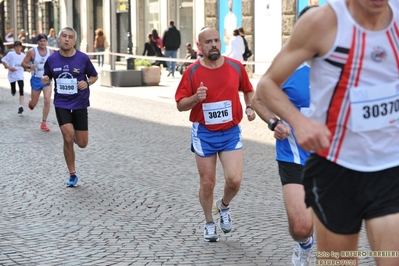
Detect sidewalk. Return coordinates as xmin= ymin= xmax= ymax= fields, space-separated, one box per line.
xmin=91 ymin=62 xmax=260 ymax=106
xmin=94 ymin=64 xmax=183 ymax=105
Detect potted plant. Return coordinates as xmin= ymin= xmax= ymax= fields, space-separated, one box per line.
xmin=134 ymin=58 xmax=152 ymax=70
xmin=134 ymin=58 xmax=161 ymax=86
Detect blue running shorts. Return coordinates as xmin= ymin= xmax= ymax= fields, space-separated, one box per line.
xmin=30 ymin=76 xmax=48 ymax=91
xmin=191 ymin=122 xmax=242 ymax=157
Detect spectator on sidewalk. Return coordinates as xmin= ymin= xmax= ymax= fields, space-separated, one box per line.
xmin=195 ymin=40 xmax=203 ymax=59
xmin=94 ymin=28 xmax=106 ymax=67
xmin=151 ymin=29 xmax=163 ymax=52
xmin=47 ymin=28 xmax=58 ymax=48
xmin=30 ymin=30 xmax=38 ymax=45
xmin=176 ymin=43 xmax=197 ymax=75
xmin=195 ymin=27 xmax=206 ymax=59
xmin=0 ymin=35 xmax=5 ymax=58
xmin=18 ymin=29 xmax=27 ymax=44
xmin=18 ymin=29 xmax=27 ymax=52
xmin=186 ymin=43 xmax=197 ymax=60
xmin=142 ymin=33 xmax=157 ymax=57
xmin=162 ymin=20 xmax=181 ymax=77
xmin=5 ymin=28 xmax=14 ymax=51
xmin=225 ymin=29 xmax=245 ymax=62
xmin=238 ymin=27 xmax=252 ymax=62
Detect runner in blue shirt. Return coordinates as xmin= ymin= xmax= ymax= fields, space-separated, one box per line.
xmin=252 ymin=6 xmax=318 ymax=266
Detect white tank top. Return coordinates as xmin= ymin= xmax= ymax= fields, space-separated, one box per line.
xmin=31 ymin=47 xmax=51 ymax=78
xmin=309 ymin=0 xmax=399 ymax=172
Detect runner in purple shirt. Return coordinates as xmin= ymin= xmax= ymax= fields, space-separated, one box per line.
xmin=42 ymin=26 xmax=98 ymax=187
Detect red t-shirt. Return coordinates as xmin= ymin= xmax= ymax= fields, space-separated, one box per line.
xmin=175 ymin=57 xmax=253 ymax=131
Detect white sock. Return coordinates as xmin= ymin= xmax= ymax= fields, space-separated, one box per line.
xmin=299 ymin=236 xmax=313 ymax=248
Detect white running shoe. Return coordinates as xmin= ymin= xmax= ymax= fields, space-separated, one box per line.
xmin=292 ymin=237 xmax=314 ymax=266
xmin=204 ymin=222 xmax=219 ymax=242
xmin=214 ymin=198 xmax=232 ymax=233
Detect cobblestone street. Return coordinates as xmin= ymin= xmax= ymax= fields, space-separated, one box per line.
xmin=0 ymin=68 xmax=373 ymax=265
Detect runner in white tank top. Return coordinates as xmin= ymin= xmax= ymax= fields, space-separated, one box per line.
xmin=31 ymin=46 xmax=51 ymax=78
xmin=22 ymin=33 xmax=54 ymax=131
xmin=254 ymin=0 xmax=399 ymax=264
xmin=310 ymin=0 xmax=399 ymax=172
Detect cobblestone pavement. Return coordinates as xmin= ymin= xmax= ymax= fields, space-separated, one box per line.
xmin=0 ymin=67 xmax=374 ymax=265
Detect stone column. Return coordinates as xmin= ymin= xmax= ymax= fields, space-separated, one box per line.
xmin=282 ymin=0 xmax=296 ymax=45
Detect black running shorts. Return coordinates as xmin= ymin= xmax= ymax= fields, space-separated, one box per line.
xmin=278 ymin=161 xmax=304 ymax=186
xmin=303 ymin=154 xmax=399 ymax=234
xmin=55 ymin=107 xmax=88 ymax=131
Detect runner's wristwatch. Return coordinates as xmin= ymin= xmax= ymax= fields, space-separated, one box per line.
xmin=268 ymin=118 xmax=280 ymax=131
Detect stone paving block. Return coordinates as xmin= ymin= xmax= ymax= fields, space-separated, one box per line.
xmin=0 ymin=69 xmax=376 ymax=265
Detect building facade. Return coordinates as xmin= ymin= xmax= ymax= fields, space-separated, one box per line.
xmin=0 ymin=0 xmax=298 ymax=74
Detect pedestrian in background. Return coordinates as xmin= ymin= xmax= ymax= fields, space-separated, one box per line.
xmin=175 ymin=28 xmax=256 ymax=242
xmin=5 ymin=28 xmax=14 ymax=43
xmin=0 ymin=35 xmax=4 ymax=58
xmin=22 ymin=33 xmax=54 ymax=132
xmin=47 ymin=28 xmax=58 ymax=48
xmin=94 ymin=28 xmax=106 ymax=67
xmin=162 ymin=20 xmax=181 ymax=77
xmin=1 ymin=41 xmax=26 ymax=114
xmin=195 ymin=27 xmax=206 ymax=59
xmin=151 ymin=29 xmax=163 ymax=52
xmin=195 ymin=40 xmax=203 ymax=59
xmin=176 ymin=43 xmax=197 ymax=75
xmin=30 ymin=30 xmax=38 ymax=45
xmin=142 ymin=33 xmax=156 ymax=57
xmin=5 ymin=28 xmax=14 ymax=51
xmin=18 ymin=29 xmax=27 ymax=53
xmin=148 ymin=31 xmax=167 ymax=68
xmin=185 ymin=43 xmax=197 ymax=60
xmin=42 ymin=27 xmax=98 ymax=187
xmin=238 ymin=27 xmax=252 ymax=61
xmin=18 ymin=29 xmax=27 ymax=44
xmin=225 ymin=29 xmax=244 ymax=62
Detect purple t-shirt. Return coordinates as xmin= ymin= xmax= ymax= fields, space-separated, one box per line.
xmin=44 ymin=50 xmax=98 ymax=109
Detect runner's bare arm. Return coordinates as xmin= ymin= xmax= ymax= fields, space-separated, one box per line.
xmin=21 ymin=49 xmax=34 ymax=69
xmin=243 ymin=91 xmax=256 ymax=121
xmin=177 ymin=82 xmax=208 ymax=112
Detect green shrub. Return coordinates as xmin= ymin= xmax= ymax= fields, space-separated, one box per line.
xmin=135 ymin=58 xmax=152 ymax=67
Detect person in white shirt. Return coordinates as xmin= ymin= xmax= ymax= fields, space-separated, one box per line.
xmin=1 ymin=41 xmax=26 ymax=114
xmin=5 ymin=28 xmax=14 ymax=51
xmin=225 ymin=29 xmax=245 ymax=62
